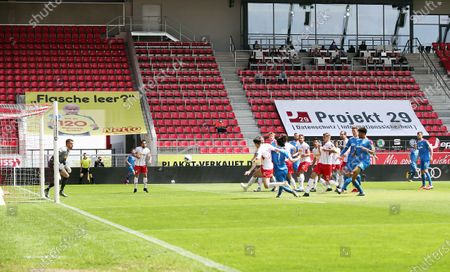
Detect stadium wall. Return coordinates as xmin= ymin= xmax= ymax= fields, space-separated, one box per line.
xmin=0 ymin=2 xmax=125 ymax=25
xmin=413 ymin=0 xmax=450 ymax=15
xmin=131 ymin=0 xmax=242 ymax=51
xmin=67 ymin=165 xmax=450 ymax=184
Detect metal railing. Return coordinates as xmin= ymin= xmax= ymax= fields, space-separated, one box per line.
xmin=247 ymin=33 xmax=409 ymax=51
xmin=403 ymin=38 xmax=450 ymax=101
xmin=106 ymin=16 xmax=200 ymax=42
xmin=124 ymin=31 xmax=158 ymax=166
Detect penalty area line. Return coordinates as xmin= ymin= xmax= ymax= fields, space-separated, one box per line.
xmin=58 ymin=202 xmax=240 ymax=272
xmin=16 ymin=187 xmax=239 ymax=272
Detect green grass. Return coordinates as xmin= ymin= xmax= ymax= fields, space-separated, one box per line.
xmin=1 ymin=182 xmax=450 ymax=272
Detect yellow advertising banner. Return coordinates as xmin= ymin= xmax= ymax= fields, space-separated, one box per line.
xmin=158 ymin=154 xmax=254 ymax=167
xmin=25 ymin=92 xmax=147 ymax=136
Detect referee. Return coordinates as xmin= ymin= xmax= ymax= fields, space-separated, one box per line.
xmin=44 ymin=139 xmax=74 ymax=198
xmin=79 ymin=153 xmax=91 ymax=184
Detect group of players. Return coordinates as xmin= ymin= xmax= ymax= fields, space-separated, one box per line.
xmin=42 ymin=128 xmax=434 ymax=199
xmin=240 ymin=126 xmax=434 ymax=198
xmin=44 ymin=139 xmax=152 ymax=198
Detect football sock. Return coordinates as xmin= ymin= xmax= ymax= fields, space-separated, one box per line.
xmin=134 ymin=177 xmax=138 ymax=189
xmin=313 ymin=176 xmax=319 ymax=189
xmin=143 ymin=178 xmax=148 ymax=189
xmin=342 ymin=176 xmax=352 ymax=191
xmin=305 ymin=178 xmax=315 ymax=193
xmin=352 ymin=179 xmax=364 ymax=194
xmin=248 ymin=176 xmax=256 ymax=186
xmin=277 ymin=185 xmax=295 ymax=197
xmin=298 ymin=173 xmax=305 ymax=188
xmin=60 ymin=177 xmax=68 ymax=191
xmin=257 ymin=178 xmax=262 ymax=188
xmin=421 ymin=174 xmax=426 ymax=187
xmin=426 ymin=172 xmax=432 ymax=186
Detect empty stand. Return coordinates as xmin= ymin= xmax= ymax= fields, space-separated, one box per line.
xmin=135 ymin=41 xmax=248 ymax=154
xmin=240 ymin=69 xmax=449 ymax=137
xmin=0 ymin=25 xmax=134 ymax=105
xmin=433 ymin=42 xmax=450 ymax=74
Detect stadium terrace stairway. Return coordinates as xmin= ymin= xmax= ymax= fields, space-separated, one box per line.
xmin=135 ymin=42 xmax=249 ymax=154
xmin=215 ymin=51 xmax=260 ymax=146
xmin=409 ymin=51 xmax=450 ymax=131
xmin=239 ymin=68 xmax=450 ymax=137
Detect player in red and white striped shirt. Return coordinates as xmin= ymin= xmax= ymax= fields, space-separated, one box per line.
xmin=303 ymin=133 xmax=337 ymax=197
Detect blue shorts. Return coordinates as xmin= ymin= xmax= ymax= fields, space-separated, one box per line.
xmin=292 ymin=161 xmax=300 ymax=172
xmin=127 ymin=166 xmax=135 ymax=173
xmin=419 ymin=160 xmax=430 ymax=171
xmin=274 ymin=169 xmax=288 ymax=183
xmin=346 ymin=159 xmax=369 ymax=172
xmin=355 ymin=160 xmax=370 ymax=171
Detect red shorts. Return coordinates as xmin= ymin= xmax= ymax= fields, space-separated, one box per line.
xmin=260 ymin=168 xmax=274 ymax=178
xmin=313 ymin=163 xmax=332 ymax=181
xmin=286 ymin=160 xmax=294 ymax=175
xmin=134 ymin=165 xmax=148 ymax=175
xmin=341 ymin=161 xmax=347 ymax=169
xmin=299 ymin=161 xmax=311 ymax=173
xmin=333 ymin=164 xmax=341 ymax=171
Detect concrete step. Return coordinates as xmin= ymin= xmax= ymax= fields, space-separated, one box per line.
xmin=436 ymin=111 xmax=450 ymax=117
xmin=433 ymin=103 xmax=450 ymax=110
xmin=231 ymin=104 xmax=251 ymax=111
xmin=412 ymin=67 xmax=430 ymax=74
xmin=233 ymin=109 xmax=253 ymax=116
xmin=223 ymin=82 xmax=243 ymax=89
xmin=221 ymin=74 xmax=240 ymax=81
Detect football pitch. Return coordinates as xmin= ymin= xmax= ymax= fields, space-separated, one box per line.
xmin=1 ymin=182 xmax=450 ymax=272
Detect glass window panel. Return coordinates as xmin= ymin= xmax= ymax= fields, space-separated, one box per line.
xmin=274 ymin=4 xmax=290 ymax=35
xmin=384 ymin=5 xmax=410 ymax=35
xmin=440 ymin=15 xmax=450 ymax=25
xmin=358 ymin=5 xmax=383 ymax=35
xmin=290 ymin=5 xmax=316 ymax=48
xmin=248 ymin=3 xmax=273 ymax=35
xmin=414 ymin=25 xmax=439 ymax=46
xmin=412 ymin=15 xmax=439 ymax=24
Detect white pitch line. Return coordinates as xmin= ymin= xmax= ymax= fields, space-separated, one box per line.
xmin=0 ymin=188 xmax=5 ymax=206
xmin=59 ymin=202 xmax=240 ymax=272
xmin=16 ymin=186 xmax=239 ymax=272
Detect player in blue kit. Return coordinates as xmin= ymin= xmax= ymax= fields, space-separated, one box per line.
xmin=339 ymin=126 xmax=362 ymax=192
xmin=406 ymin=142 xmax=419 ymax=182
xmin=416 ymin=132 xmax=434 ymax=190
xmin=272 ymin=136 xmax=300 ymax=198
xmin=124 ymin=149 xmax=137 ymax=184
xmin=338 ymin=127 xmax=375 ymax=196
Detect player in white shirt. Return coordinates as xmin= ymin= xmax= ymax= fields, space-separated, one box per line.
xmin=248 ymin=136 xmax=266 ymax=192
xmin=283 ymin=136 xmax=298 ymax=189
xmin=241 ymin=137 xmax=285 ymax=191
xmin=134 ymin=140 xmax=151 ymax=193
xmin=329 ymin=140 xmax=342 ymax=191
xmin=303 ymin=133 xmax=336 ymax=197
xmin=308 ymin=139 xmax=321 ymax=192
xmin=294 ymin=134 xmax=311 ymax=192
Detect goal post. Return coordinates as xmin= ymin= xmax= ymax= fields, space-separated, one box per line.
xmin=0 ymin=103 xmax=55 ymax=204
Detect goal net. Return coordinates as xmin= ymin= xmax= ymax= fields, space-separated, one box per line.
xmin=0 ymin=104 xmax=52 ymax=204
